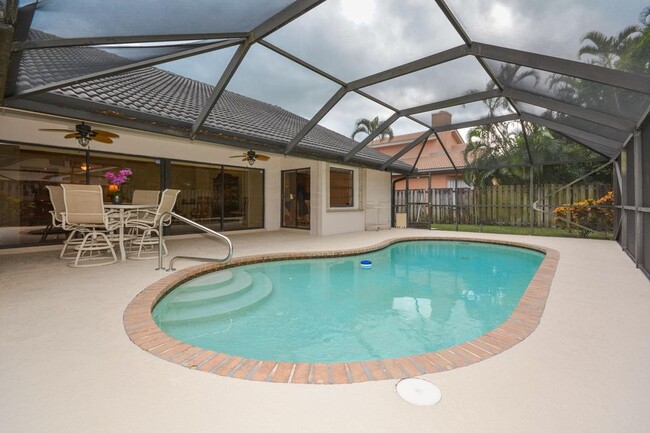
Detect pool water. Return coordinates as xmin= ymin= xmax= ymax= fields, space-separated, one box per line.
xmin=153 ymin=240 xmax=544 ymax=363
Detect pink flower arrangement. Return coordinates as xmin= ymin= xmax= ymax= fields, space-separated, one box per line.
xmin=105 ymin=168 xmax=132 ymax=185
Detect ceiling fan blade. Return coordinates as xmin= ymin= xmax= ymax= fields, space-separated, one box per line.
xmin=242 ymin=157 xmax=248 ymax=161
xmin=230 ymin=154 xmax=245 ymax=158
xmin=255 ymin=154 xmax=270 ymax=161
xmin=64 ymin=133 xmax=80 ymax=139
xmin=39 ymin=128 xmax=74 ymax=132
xmin=91 ymin=135 xmax=113 ymax=144
xmin=93 ymin=129 xmax=120 ymax=138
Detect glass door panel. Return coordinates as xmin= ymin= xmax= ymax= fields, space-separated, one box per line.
xmin=282 ymin=168 xmax=310 ymax=229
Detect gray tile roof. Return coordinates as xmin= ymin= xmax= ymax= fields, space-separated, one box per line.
xmin=14 ymin=30 xmax=412 ymax=172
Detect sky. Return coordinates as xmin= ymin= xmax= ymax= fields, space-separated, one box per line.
xmin=24 ymin=0 xmax=649 ymax=142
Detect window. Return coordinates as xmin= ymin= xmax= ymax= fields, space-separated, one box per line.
xmin=329 ymin=167 xmax=353 ymax=208
xmin=447 ymin=178 xmax=470 ymax=189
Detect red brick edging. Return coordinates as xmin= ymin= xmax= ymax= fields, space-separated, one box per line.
xmin=123 ymin=237 xmax=559 ymax=384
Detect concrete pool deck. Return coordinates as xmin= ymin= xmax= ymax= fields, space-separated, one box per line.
xmin=1 ymin=229 xmax=649 ymax=432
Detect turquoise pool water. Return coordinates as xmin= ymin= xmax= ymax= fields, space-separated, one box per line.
xmin=153 ymin=240 xmax=544 ymax=363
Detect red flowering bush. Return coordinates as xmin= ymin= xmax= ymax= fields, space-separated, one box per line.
xmin=554 ymin=191 xmax=614 ymax=237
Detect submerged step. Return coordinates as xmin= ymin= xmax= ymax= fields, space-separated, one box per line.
xmin=177 ymin=269 xmax=235 ymax=291
xmin=169 ymin=271 xmax=252 ymax=304
xmin=159 ymin=272 xmax=273 ymax=324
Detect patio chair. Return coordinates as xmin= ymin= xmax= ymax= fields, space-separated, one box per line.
xmin=132 ymin=189 xmax=160 ymax=205
xmin=61 ymin=184 xmax=120 ymax=267
xmin=125 ymin=189 xmax=180 ymax=259
xmin=45 ymin=185 xmax=83 ymax=259
xmin=125 ymin=189 xmax=162 ymax=243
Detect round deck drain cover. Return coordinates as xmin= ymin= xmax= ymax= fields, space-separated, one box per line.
xmin=396 ymin=378 xmax=442 ymax=406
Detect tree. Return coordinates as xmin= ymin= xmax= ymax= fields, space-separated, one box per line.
xmin=462 ymin=16 xmax=645 ymax=187
xmin=548 ymin=18 xmax=645 ymax=117
xmin=463 ymin=116 xmax=610 ymax=186
xmin=350 ymin=116 xmax=394 ymax=141
xmin=618 ymin=7 xmax=650 ymax=74
xmin=578 ymin=25 xmax=641 ymax=68
xmin=462 ymin=65 xmax=539 ymax=186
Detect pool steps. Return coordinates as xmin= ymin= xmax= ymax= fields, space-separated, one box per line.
xmin=171 ymin=271 xmax=253 ymax=303
xmin=177 ymin=269 xmax=235 ymax=290
xmin=159 ymin=271 xmax=272 ymax=322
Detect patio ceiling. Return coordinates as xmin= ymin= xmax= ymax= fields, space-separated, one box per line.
xmin=1 ymin=0 xmax=649 ymax=174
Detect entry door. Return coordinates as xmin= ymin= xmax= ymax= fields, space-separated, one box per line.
xmin=282 ymin=169 xmax=310 ymax=229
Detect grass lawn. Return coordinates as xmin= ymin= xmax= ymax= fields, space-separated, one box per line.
xmin=430 ymin=223 xmax=613 ymax=240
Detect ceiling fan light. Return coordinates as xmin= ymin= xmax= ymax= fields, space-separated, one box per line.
xmin=247 ymin=158 xmax=255 ymax=166
xmin=77 ymin=136 xmax=90 ymax=147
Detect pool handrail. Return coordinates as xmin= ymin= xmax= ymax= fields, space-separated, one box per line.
xmin=157 ymin=211 xmax=233 ymax=271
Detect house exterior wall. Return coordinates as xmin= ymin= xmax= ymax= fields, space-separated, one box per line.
xmin=313 ymin=162 xmax=391 ymax=235
xmin=0 ymin=110 xmax=391 ymax=241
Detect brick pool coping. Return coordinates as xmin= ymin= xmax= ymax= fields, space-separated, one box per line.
xmin=123 ymin=237 xmax=559 ymax=384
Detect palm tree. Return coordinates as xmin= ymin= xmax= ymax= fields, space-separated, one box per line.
xmin=618 ymin=8 xmax=650 ymax=74
xmin=462 ymin=64 xmax=540 ymax=186
xmin=350 ymin=116 xmax=394 ymax=141
xmin=552 ymin=23 xmax=644 ymax=117
xmin=578 ymin=25 xmax=641 ymax=68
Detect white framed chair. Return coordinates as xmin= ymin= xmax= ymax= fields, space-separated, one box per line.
xmin=61 ymin=184 xmax=120 ymax=267
xmin=124 ymin=189 xmax=162 ymax=247
xmin=132 ymin=189 xmax=160 ymax=205
xmin=125 ymin=189 xmax=180 ymax=259
xmin=45 ymin=185 xmax=84 ymax=259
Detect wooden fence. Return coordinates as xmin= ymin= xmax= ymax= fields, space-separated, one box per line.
xmin=394 ymin=183 xmax=612 ymax=227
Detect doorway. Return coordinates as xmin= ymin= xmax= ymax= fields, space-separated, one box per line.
xmin=282 ymin=168 xmax=310 ymax=229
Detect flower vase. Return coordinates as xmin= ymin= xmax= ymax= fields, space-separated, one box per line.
xmin=110 ymin=188 xmax=123 ymax=204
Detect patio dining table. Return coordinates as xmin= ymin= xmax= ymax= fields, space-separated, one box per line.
xmin=104 ymin=203 xmax=157 ymax=260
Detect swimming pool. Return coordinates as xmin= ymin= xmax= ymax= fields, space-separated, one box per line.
xmin=152 ymin=240 xmax=544 ymax=364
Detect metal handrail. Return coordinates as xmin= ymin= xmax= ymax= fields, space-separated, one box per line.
xmin=157 ymin=211 xmax=233 ymax=271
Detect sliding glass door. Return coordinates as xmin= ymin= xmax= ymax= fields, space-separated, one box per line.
xmin=169 ymin=161 xmax=264 ymax=233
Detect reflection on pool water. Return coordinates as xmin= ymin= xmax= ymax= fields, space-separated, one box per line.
xmin=153 ymin=240 xmax=544 ymax=363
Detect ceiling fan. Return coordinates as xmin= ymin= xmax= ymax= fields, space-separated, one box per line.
xmin=40 ymin=121 xmax=120 ymax=146
xmin=39 ymin=122 xmax=120 ymax=184
xmin=230 ymin=149 xmax=270 ymax=166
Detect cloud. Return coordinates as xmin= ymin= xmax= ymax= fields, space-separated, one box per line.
xmin=24 ymin=0 xmax=647 ymax=141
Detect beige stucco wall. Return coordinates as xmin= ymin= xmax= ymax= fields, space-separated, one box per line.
xmin=0 ymin=109 xmax=392 ymax=237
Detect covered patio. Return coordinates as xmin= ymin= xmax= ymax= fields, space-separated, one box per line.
xmin=1 ymin=229 xmax=649 ymax=432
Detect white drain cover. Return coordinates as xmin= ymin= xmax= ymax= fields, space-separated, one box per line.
xmin=396 ymin=378 xmax=442 ymax=406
